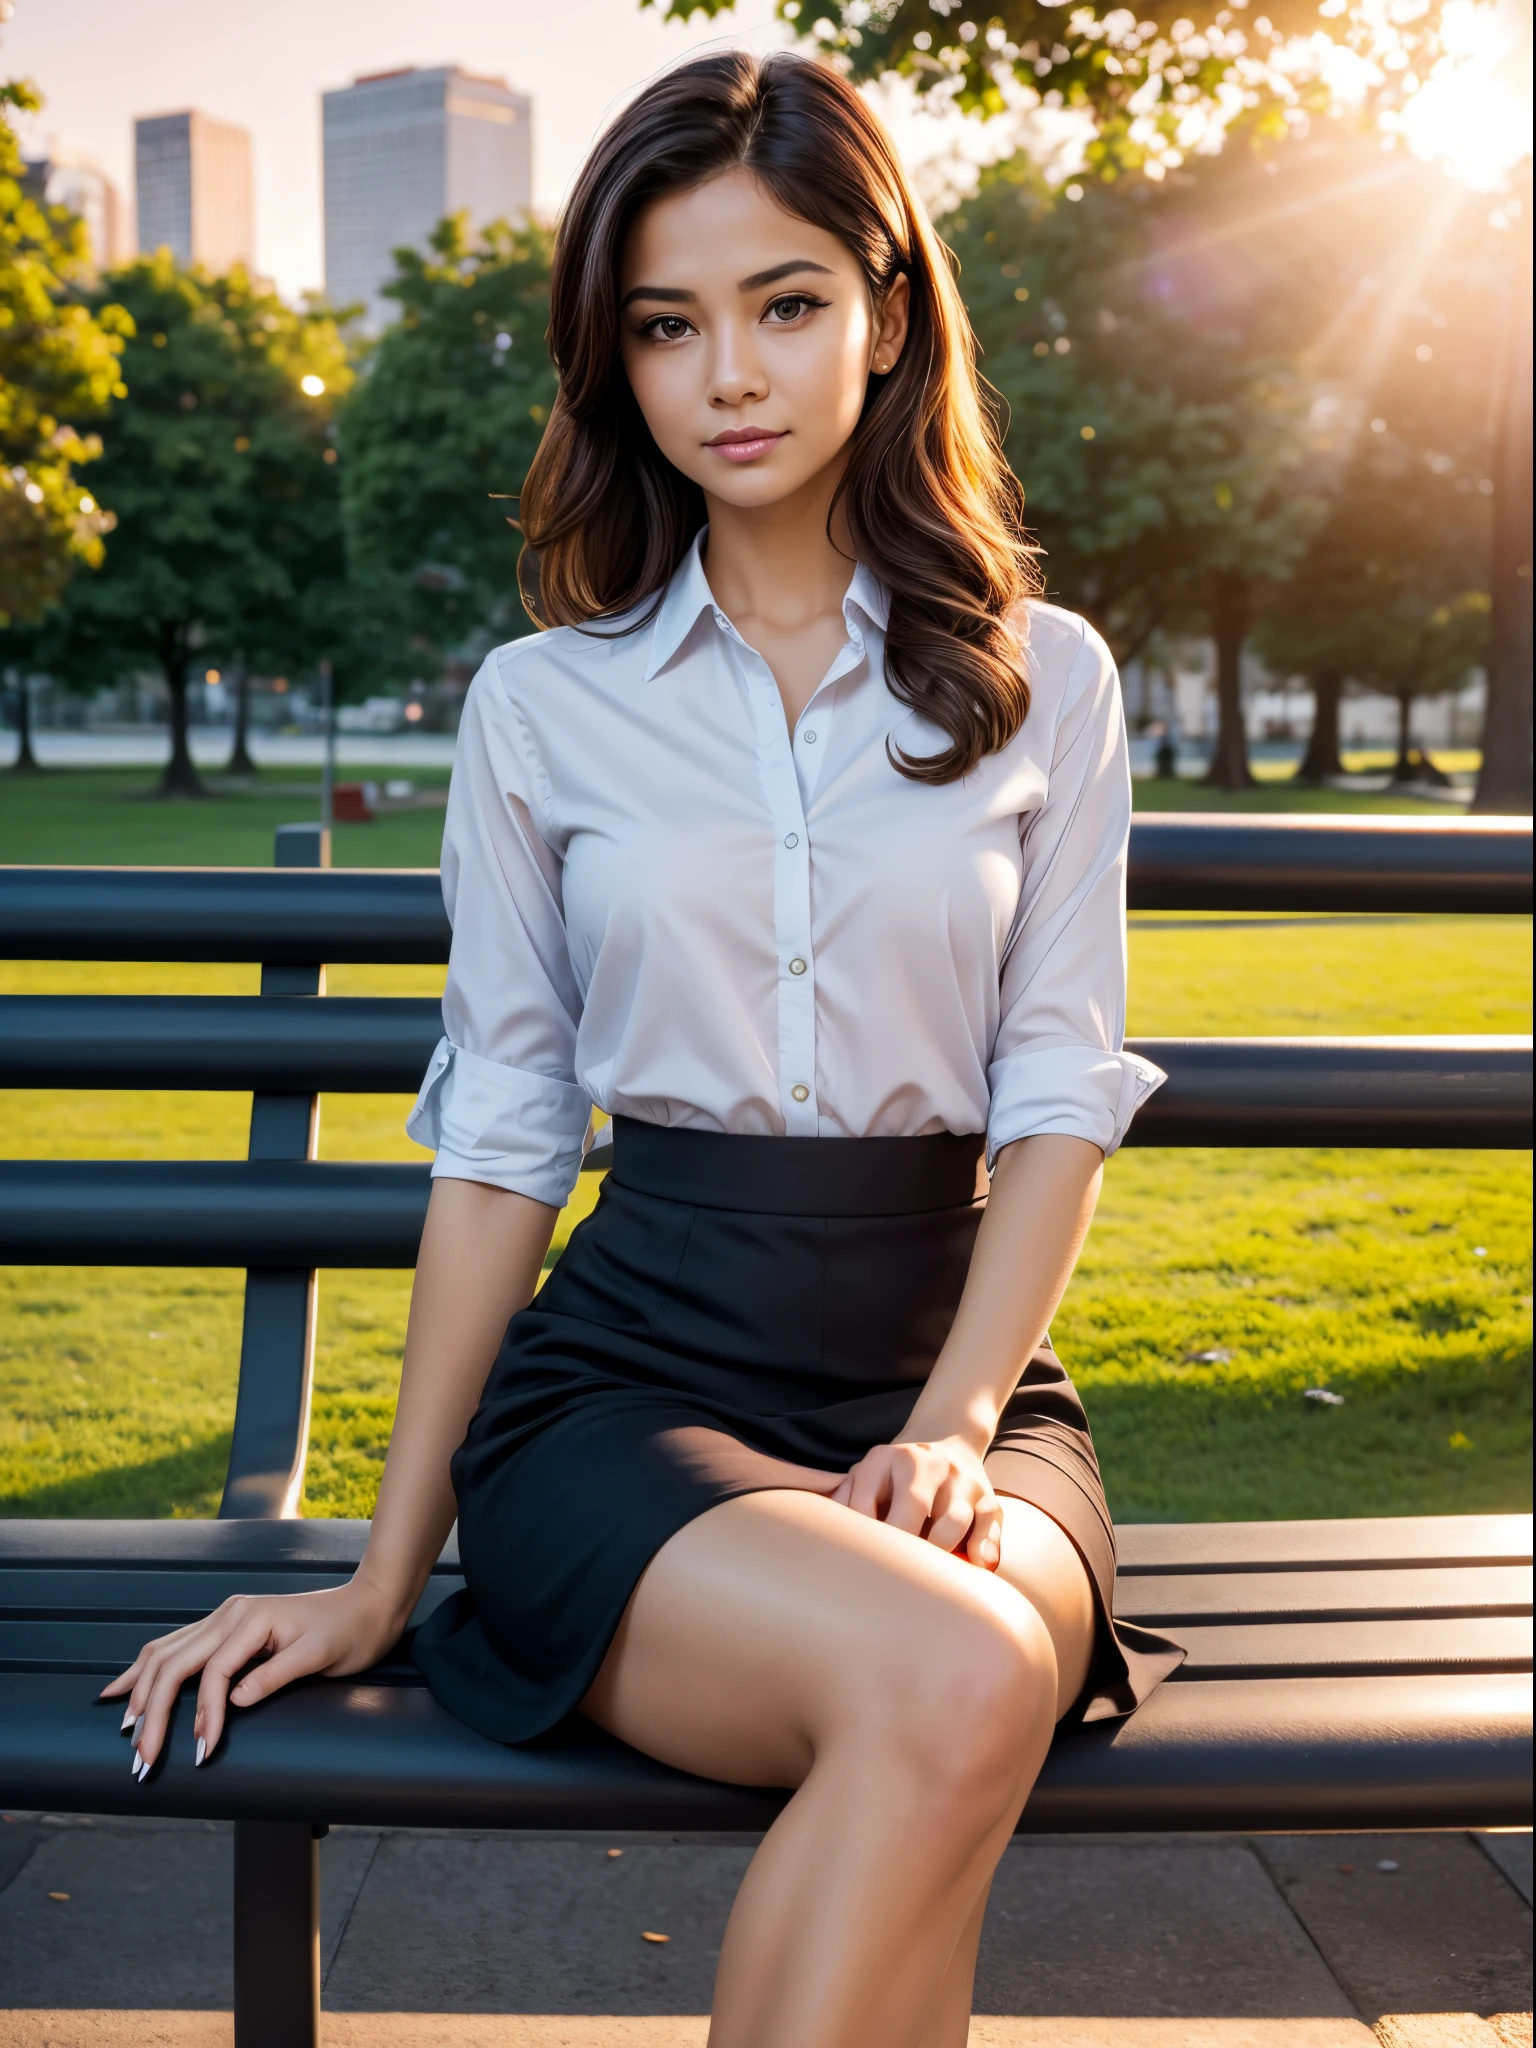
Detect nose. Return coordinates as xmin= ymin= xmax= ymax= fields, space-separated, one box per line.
xmin=708 ymin=318 xmax=767 ymax=411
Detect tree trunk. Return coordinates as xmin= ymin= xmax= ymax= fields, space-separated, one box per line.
xmin=157 ymin=644 xmax=206 ymax=798
xmin=7 ymin=671 xmax=42 ymax=774
xmin=1391 ymin=686 xmax=1414 ymax=785
xmin=1295 ymin=669 xmax=1344 ymax=782
xmin=1202 ymin=573 xmax=1255 ymax=789
xmin=1472 ymin=169 xmax=1533 ymax=815
xmin=226 ymin=663 xmax=256 ymax=777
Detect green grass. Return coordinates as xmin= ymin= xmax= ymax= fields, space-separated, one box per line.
xmin=0 ymin=769 xmax=1529 ymax=1523
xmin=0 ymin=763 xmax=1462 ymax=865
xmin=0 ymin=766 xmax=451 ymax=868
xmin=1130 ymin=775 xmax=1459 ymax=812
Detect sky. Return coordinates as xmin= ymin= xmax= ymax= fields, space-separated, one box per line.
xmin=1 ymin=0 xmax=793 ymax=298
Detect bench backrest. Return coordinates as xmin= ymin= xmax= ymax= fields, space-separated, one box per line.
xmin=1 ymin=815 xmax=1529 ymax=1522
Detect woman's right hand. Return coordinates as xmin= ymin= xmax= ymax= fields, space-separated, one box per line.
xmin=98 ymin=1577 xmax=407 ymax=1778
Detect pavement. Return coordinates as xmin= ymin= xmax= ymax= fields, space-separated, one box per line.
xmin=0 ymin=1816 xmax=1528 ymax=2046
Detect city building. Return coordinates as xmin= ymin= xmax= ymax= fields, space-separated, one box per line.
xmin=21 ymin=148 xmax=127 ymax=270
xmin=134 ymin=110 xmax=253 ymax=270
xmin=322 ymin=66 xmax=532 ymax=328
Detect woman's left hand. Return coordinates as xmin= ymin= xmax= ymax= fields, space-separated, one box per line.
xmin=832 ymin=1434 xmax=1002 ymax=1569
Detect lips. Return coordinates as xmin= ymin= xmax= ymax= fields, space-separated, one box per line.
xmin=705 ymin=427 xmax=787 ymax=463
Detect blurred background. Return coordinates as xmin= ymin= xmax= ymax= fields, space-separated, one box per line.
xmin=0 ymin=0 xmax=1529 ymax=1530
xmin=0 ymin=0 xmax=1530 ymax=822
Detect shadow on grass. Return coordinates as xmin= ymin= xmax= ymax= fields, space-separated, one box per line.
xmin=0 ymin=1435 xmax=231 ymax=1520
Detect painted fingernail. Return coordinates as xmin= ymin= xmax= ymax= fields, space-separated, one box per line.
xmin=137 ymin=1759 xmax=150 ymax=1782
xmin=195 ymin=1738 xmax=206 ymax=1768
xmin=131 ymin=1748 xmax=143 ymax=1775
xmin=133 ymin=1714 xmax=145 ymax=1745
xmin=121 ymin=1708 xmax=135 ymax=1733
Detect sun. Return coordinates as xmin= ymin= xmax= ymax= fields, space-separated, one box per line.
xmin=1397 ymin=0 xmax=1533 ymax=190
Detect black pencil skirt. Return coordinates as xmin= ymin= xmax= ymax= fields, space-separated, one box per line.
xmin=412 ymin=1117 xmax=1184 ymax=1743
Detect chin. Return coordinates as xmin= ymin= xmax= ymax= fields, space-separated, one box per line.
xmin=694 ymin=460 xmax=825 ymax=511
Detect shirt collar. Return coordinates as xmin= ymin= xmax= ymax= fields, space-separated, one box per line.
xmin=642 ymin=528 xmax=892 ymax=681
xmin=643 ymin=532 xmax=717 ymax=682
xmin=843 ymin=560 xmax=890 ymax=635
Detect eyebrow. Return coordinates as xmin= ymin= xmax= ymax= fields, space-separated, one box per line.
xmin=619 ymin=259 xmax=836 ymax=311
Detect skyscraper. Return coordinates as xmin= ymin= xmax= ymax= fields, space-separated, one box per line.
xmin=322 ymin=67 xmax=533 ymax=329
xmin=22 ymin=148 xmax=127 ymax=271
xmin=134 ymin=110 xmax=253 ymax=271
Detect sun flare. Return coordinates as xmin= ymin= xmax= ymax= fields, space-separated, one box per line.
xmin=1398 ymin=0 xmax=1533 ymax=189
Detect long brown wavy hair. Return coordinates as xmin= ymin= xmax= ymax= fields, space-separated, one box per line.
xmin=517 ymin=49 xmax=1039 ymax=784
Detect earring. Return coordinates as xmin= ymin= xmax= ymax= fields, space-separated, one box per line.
xmin=874 ymin=358 xmax=889 ymax=374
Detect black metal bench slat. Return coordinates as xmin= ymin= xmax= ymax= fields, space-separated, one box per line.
xmin=0 ymin=1622 xmax=427 ymax=1675
xmin=4 ymin=1012 xmax=1530 ymax=1151
xmin=4 ymin=1513 xmax=1526 ymax=1574
xmin=4 ymin=1558 xmax=1528 ymax=1627
xmin=0 ymin=867 xmax=455 ymax=965
xmin=0 ymin=1667 xmax=1526 ymax=1834
xmin=0 ymin=1567 xmax=462 ymax=1610
xmin=1116 ymin=1565 xmax=1533 ymax=1622
xmin=1167 ymin=1616 xmax=1533 ymax=1676
xmin=2 ymin=820 xmax=1528 ymax=959
xmin=0 ymin=1160 xmax=431 ymax=1266
xmin=0 ymin=995 xmax=445 ymax=1091
xmin=1123 ymin=1036 xmax=1532 ymax=1147
xmin=1124 ymin=816 xmax=1533 ymax=916
xmin=1116 ymin=1512 xmax=1535 ymax=1571
xmin=4 ymin=1614 xmax=1529 ymax=1686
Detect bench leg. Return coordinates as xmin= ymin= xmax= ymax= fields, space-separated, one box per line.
xmin=234 ymin=1820 xmax=321 ymax=2047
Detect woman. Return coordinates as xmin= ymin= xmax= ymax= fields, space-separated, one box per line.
xmin=106 ymin=51 xmax=1181 ymax=2047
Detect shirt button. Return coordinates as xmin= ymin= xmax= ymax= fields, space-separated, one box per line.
xmin=789 ymin=957 xmax=807 ymax=976
xmin=791 ymin=1084 xmax=810 ymax=1103
xmin=784 ymin=833 xmax=799 ymax=849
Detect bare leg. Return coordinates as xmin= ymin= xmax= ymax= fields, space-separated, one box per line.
xmin=915 ymin=1494 xmax=1098 ymax=2048
xmin=581 ymin=1487 xmax=1062 ymax=2048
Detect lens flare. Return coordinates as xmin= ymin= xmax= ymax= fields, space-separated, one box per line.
xmin=1398 ymin=0 xmax=1533 ymax=189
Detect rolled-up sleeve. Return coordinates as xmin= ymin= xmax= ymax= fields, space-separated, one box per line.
xmin=987 ymin=620 xmax=1165 ymax=1165
xmin=405 ymin=652 xmax=592 ymax=1207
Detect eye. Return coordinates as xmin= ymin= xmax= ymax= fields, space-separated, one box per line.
xmin=763 ymin=294 xmax=826 ymax=325
xmin=639 ymin=314 xmax=696 ymax=344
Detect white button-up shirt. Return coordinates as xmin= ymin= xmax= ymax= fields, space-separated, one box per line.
xmin=407 ymin=532 xmax=1164 ymax=1208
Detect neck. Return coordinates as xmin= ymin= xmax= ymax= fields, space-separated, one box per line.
xmin=700 ymin=452 xmax=856 ymax=627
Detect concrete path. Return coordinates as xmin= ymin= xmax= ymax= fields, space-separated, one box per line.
xmin=0 ymin=1816 xmax=1528 ymax=2046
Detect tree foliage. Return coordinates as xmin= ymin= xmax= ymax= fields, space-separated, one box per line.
xmin=952 ymin=148 xmax=1330 ymax=783
xmin=950 ymin=132 xmax=1500 ymax=783
xmin=39 ymin=253 xmax=353 ymax=792
xmin=340 ymin=214 xmax=557 ymax=677
xmin=645 ymin=0 xmax=1446 ymax=177
xmin=0 ymin=80 xmax=129 ymax=630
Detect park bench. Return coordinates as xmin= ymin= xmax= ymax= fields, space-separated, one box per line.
xmin=0 ymin=812 xmax=1531 ymax=2047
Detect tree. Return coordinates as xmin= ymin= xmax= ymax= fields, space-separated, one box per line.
xmin=0 ymin=80 xmax=129 ymax=765
xmin=646 ymin=0 xmax=1451 ymax=177
xmin=42 ymin=254 xmax=353 ymax=795
xmin=1472 ymin=168 xmax=1532 ymax=813
xmin=953 ymin=130 xmax=1509 ymax=787
xmin=1372 ymin=590 xmax=1491 ymax=783
xmin=661 ymin=1 xmax=1528 ymax=808
xmin=1255 ymin=431 xmax=1494 ymax=787
xmin=1250 ymin=163 xmax=1502 ymax=784
xmin=950 ymin=152 xmax=1324 ymax=787
xmin=341 ymin=214 xmax=557 ymax=678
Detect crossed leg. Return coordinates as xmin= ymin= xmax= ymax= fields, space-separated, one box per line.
xmin=580 ymin=1487 xmax=1095 ymax=2048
